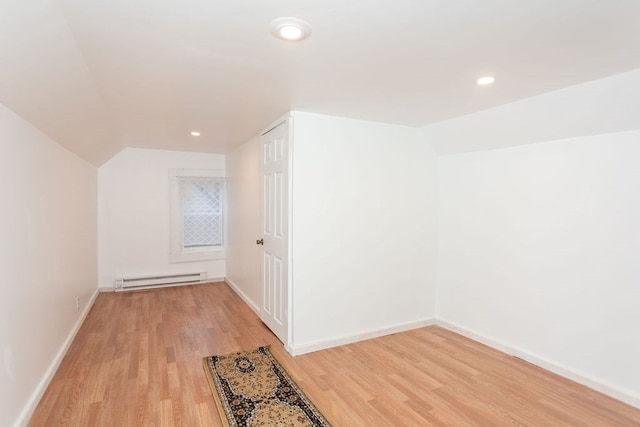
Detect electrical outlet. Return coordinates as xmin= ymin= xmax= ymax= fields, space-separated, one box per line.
xmin=75 ymin=296 xmax=80 ymax=311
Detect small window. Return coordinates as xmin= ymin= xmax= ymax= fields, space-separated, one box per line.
xmin=181 ymin=177 xmax=223 ymax=249
xmin=169 ymin=169 xmax=225 ymax=262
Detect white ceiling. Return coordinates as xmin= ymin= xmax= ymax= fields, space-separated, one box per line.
xmin=1 ymin=0 xmax=639 ymax=165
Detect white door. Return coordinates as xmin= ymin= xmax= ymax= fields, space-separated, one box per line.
xmin=259 ymin=120 xmax=289 ymax=345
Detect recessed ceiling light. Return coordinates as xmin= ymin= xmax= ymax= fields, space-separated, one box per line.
xmin=269 ymin=17 xmax=312 ymax=42
xmin=477 ymin=76 xmax=495 ymax=86
xmin=190 ymin=131 xmax=201 ymax=137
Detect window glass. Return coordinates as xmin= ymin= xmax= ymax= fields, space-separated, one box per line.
xmin=169 ymin=169 xmax=225 ymax=263
xmin=180 ymin=178 xmax=223 ymax=248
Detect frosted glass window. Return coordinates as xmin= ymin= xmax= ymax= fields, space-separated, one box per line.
xmin=179 ymin=178 xmax=223 ymax=248
xmin=169 ymin=169 xmax=225 ymax=263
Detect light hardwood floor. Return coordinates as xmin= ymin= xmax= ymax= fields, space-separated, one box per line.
xmin=29 ymin=282 xmax=640 ymax=426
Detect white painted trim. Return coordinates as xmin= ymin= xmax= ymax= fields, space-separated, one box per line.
xmin=434 ymin=319 xmax=516 ymax=355
xmin=288 ymin=318 xmax=436 ymax=356
xmin=224 ymin=278 xmax=260 ymax=314
xmin=260 ymin=112 xmax=291 ymax=136
xmin=16 ymin=288 xmax=100 ymax=427
xmin=435 ymin=319 xmax=640 ymax=410
xmin=286 ymin=114 xmax=295 ymax=356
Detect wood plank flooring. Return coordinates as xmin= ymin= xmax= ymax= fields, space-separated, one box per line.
xmin=29 ymin=282 xmax=640 ymax=426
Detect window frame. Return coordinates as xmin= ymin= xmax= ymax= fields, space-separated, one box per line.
xmin=169 ymin=169 xmax=226 ymax=263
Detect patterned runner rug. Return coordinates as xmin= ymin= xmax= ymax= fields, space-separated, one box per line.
xmin=203 ymin=346 xmax=332 ymax=426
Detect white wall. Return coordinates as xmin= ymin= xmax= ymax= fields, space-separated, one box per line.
xmin=225 ymin=137 xmax=261 ymax=311
xmin=98 ymin=148 xmax=225 ymax=287
xmin=436 ymin=131 xmax=640 ymax=405
xmin=428 ymin=69 xmax=640 ymax=406
xmin=0 ymin=103 xmax=97 ymax=427
xmin=290 ymin=112 xmax=438 ymax=351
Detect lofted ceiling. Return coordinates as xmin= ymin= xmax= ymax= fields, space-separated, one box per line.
xmin=1 ymin=0 xmax=639 ymax=165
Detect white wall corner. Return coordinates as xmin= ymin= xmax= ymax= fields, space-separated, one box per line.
xmin=225 ymin=278 xmax=260 ymax=315
xmin=16 ymin=288 xmax=100 ymax=427
xmin=434 ymin=319 xmax=640 ymax=410
xmin=434 ymin=319 xmax=517 ymax=356
xmin=288 ymin=318 xmax=437 ymax=356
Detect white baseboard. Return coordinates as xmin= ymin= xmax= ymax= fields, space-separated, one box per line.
xmin=16 ymin=288 xmax=100 ymax=427
xmin=224 ymin=278 xmax=260 ymax=314
xmin=435 ymin=319 xmax=516 ymax=356
xmin=435 ymin=319 xmax=640 ymax=410
xmin=289 ymin=318 xmax=437 ymax=356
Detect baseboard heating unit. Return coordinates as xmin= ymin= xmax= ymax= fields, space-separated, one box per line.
xmin=114 ymin=272 xmax=207 ymax=291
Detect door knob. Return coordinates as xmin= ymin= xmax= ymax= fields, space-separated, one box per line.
xmin=256 ymin=239 xmax=264 ymax=245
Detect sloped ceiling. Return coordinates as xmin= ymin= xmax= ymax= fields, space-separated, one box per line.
xmin=1 ymin=0 xmax=639 ymax=165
